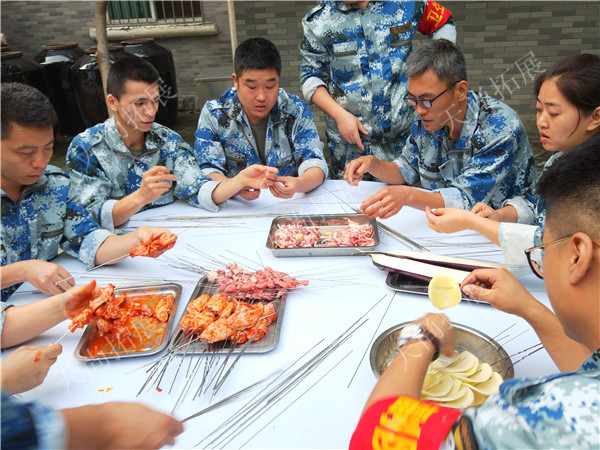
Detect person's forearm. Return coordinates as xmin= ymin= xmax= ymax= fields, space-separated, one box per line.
xmin=310 ymin=86 xmax=347 ymax=119
xmin=112 ymin=193 xmax=147 ymax=228
xmin=295 ymin=168 xmax=325 ymax=193
xmin=2 ymin=295 xmax=67 ymax=348
xmin=210 ymin=172 xmax=245 ymax=204
xmin=496 ymin=205 xmax=518 ymax=223
xmin=62 ymin=404 xmax=109 ymax=449
xmin=403 ymin=188 xmax=445 ymax=211
xmin=363 ymin=340 xmax=435 ymax=413
xmin=520 ymin=300 xmax=592 ymax=372
xmin=362 ymin=157 xmax=406 ymax=184
xmin=0 ymin=263 xmax=28 ymax=289
xmin=93 ymin=233 xmax=139 ymax=266
xmin=462 ymin=215 xmax=501 ymax=245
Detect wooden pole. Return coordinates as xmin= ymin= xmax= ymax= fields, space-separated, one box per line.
xmin=94 ymin=1 xmax=112 ymax=117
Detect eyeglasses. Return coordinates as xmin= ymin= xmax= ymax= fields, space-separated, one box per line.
xmin=524 ymin=235 xmax=600 ymax=279
xmin=403 ymin=80 xmax=460 ymax=109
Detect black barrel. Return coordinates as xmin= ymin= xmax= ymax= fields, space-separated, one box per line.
xmin=70 ymin=45 xmax=128 ymax=128
xmin=1 ymin=51 xmax=49 ymax=96
xmin=34 ymin=43 xmax=86 ymax=135
xmin=121 ymin=38 xmax=178 ymax=127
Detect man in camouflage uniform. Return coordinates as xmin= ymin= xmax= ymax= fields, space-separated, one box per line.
xmin=194 ymin=37 xmax=328 ymax=212
xmin=351 ymin=140 xmax=600 ymax=449
xmin=66 ymin=56 xmax=204 ymax=231
xmin=344 ymin=39 xmax=537 ymax=219
xmin=300 ymin=0 xmax=456 ymax=179
xmin=0 ymin=83 xmax=172 ymax=302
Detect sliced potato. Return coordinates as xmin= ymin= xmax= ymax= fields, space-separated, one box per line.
xmin=428 ymin=275 xmax=462 ymax=309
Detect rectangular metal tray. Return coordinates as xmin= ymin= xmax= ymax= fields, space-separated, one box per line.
xmin=169 ymin=277 xmax=286 ymax=354
xmin=385 ymin=272 xmax=489 ymax=306
xmin=74 ymin=283 xmax=182 ymax=361
xmin=265 ymin=213 xmax=379 ymax=257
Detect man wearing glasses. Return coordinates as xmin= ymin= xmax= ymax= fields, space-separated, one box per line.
xmin=344 ymin=39 xmax=537 ymax=220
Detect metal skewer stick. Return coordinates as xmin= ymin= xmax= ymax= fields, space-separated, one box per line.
xmin=239 ymin=350 xmax=353 ymax=448
xmin=199 ymin=318 xmax=367 ymax=447
xmin=347 ymin=292 xmax=395 ymax=388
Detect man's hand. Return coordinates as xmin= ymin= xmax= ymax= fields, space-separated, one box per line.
xmin=62 ymin=402 xmax=184 ymax=449
xmin=64 ymin=281 xmax=97 ymax=319
xmin=344 ymin=155 xmax=376 ymax=186
xmin=461 ymin=268 xmax=538 ymax=316
xmin=426 ymin=206 xmax=474 ymax=234
xmin=238 ymin=164 xmax=279 ymax=190
xmin=136 ymin=166 xmax=178 ymax=206
xmin=360 ymin=186 xmax=411 ymax=219
xmin=471 ymin=202 xmax=501 ymax=221
xmin=415 ymin=313 xmax=455 ymax=358
xmin=1 ymin=344 xmax=62 ymax=394
xmin=238 ymin=187 xmax=261 ymax=201
xmin=268 ymin=177 xmax=298 ymax=199
xmin=22 ymin=260 xmax=75 ymax=294
xmin=336 ymin=109 xmax=368 ymax=150
xmin=134 ymin=227 xmax=176 ymax=258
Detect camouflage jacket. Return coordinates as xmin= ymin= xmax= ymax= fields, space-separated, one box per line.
xmin=464 ymin=349 xmax=600 ymax=449
xmin=395 ymin=91 xmax=538 ymax=210
xmin=193 ymin=87 xmax=328 ymax=211
xmin=66 ymin=117 xmax=204 ymax=231
xmin=300 ymin=1 xmax=454 ymax=177
xmin=1 ymin=166 xmax=112 ymax=301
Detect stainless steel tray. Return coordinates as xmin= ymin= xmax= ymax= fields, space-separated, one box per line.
xmin=74 ymin=283 xmax=181 ymax=361
xmin=169 ymin=277 xmax=285 ymax=354
xmin=385 ymin=272 xmax=489 ymax=306
xmin=265 ymin=214 xmax=379 ymax=257
xmin=370 ymin=322 xmax=514 ymax=380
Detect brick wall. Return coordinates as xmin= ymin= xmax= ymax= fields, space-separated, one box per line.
xmin=2 ymin=0 xmax=598 ymax=123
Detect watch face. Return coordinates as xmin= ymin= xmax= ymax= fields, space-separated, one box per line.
xmin=398 ymin=323 xmax=421 ymax=340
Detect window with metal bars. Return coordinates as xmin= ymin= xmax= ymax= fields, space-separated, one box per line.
xmin=107 ymin=1 xmax=204 ymax=25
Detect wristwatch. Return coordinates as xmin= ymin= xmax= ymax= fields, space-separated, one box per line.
xmin=396 ymin=323 xmax=441 ymax=361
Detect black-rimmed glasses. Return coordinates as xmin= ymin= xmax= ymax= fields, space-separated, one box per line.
xmin=524 ymin=235 xmax=600 ymax=279
xmin=403 ymin=80 xmax=460 ymax=109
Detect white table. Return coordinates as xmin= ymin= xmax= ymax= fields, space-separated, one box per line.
xmin=8 ymin=180 xmax=555 ymax=449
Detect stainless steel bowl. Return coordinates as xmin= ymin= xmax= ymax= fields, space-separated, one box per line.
xmin=370 ymin=322 xmax=514 ymax=380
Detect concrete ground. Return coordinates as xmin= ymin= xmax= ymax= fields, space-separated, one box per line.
xmin=51 ymin=110 xmax=549 ymax=173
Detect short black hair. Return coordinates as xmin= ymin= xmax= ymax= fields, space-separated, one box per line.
xmin=106 ymin=55 xmax=160 ymax=100
xmin=234 ymin=37 xmax=281 ymax=78
xmin=1 ymin=82 xmax=57 ymax=139
xmin=537 ymin=135 xmax=600 ymax=239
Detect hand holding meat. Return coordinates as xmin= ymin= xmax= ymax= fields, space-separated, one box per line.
xmin=344 ymin=155 xmax=377 ymax=186
xmin=130 ymin=229 xmax=177 ymax=258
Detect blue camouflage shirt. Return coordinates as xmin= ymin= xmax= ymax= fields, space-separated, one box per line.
xmin=66 ymin=117 xmax=204 ymax=231
xmin=1 ymin=391 xmax=66 ymax=449
xmin=395 ymin=91 xmax=538 ymax=210
xmin=300 ymin=0 xmax=455 ymax=178
xmin=465 ymin=349 xmax=600 ymax=449
xmin=1 ymin=166 xmax=112 ymax=301
xmin=194 ymin=87 xmax=328 ymax=211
